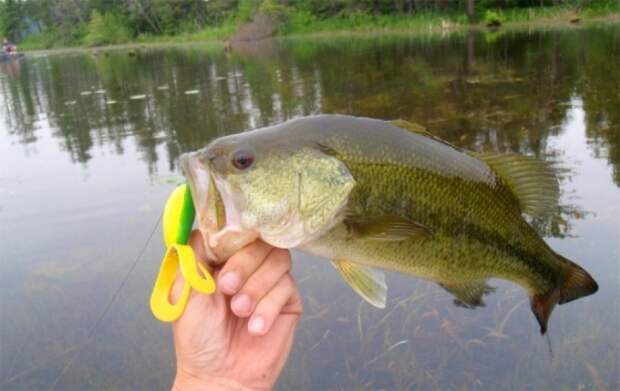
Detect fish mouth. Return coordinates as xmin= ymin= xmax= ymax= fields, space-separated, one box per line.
xmin=180 ymin=151 xmax=257 ymax=263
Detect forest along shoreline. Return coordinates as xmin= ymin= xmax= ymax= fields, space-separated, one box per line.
xmin=2 ymin=1 xmax=619 ymax=53
xmin=18 ymin=14 xmax=620 ymax=57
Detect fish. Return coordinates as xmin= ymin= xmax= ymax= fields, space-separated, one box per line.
xmin=180 ymin=114 xmax=598 ymax=334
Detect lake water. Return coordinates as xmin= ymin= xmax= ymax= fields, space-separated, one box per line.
xmin=1 ymin=25 xmax=618 ymax=390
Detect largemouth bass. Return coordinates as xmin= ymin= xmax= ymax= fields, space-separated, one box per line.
xmin=180 ymin=115 xmax=597 ymax=334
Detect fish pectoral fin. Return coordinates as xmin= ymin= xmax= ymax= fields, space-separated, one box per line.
xmin=439 ymin=280 xmax=495 ymax=309
xmin=332 ymin=260 xmax=387 ymax=309
xmin=471 ymin=152 xmax=559 ymax=217
xmin=345 ymin=216 xmax=432 ymax=241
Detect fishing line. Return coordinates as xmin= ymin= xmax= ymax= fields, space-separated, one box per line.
xmin=47 ymin=212 xmax=163 ymax=391
xmin=545 ymin=332 xmax=554 ymax=360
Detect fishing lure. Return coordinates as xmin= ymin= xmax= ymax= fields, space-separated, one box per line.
xmin=150 ymin=184 xmax=216 ymax=322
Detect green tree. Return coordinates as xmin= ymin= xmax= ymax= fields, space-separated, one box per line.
xmin=84 ymin=10 xmax=131 ymax=46
xmin=1 ymin=0 xmax=24 ymax=41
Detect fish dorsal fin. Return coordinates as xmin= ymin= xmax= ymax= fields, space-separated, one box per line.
xmin=345 ymin=215 xmax=432 ymax=241
xmin=332 ymin=260 xmax=387 ymax=308
xmin=472 ymin=152 xmax=559 ymax=217
xmin=389 ymin=119 xmax=431 ymax=136
xmin=390 ymin=119 xmax=460 ymax=150
xmin=439 ymin=280 xmax=495 ymax=308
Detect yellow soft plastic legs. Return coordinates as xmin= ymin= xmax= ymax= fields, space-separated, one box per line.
xmin=150 ymin=184 xmax=216 ymax=322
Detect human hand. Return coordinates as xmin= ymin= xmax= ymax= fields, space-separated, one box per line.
xmin=171 ymin=230 xmax=303 ymax=391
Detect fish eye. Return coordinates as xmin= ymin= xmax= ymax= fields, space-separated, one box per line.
xmin=231 ymin=149 xmax=254 ymax=170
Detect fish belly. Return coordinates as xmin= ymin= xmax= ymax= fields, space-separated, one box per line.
xmin=300 ymin=223 xmax=554 ymax=294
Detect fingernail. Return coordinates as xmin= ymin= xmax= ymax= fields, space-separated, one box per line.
xmin=231 ymin=294 xmax=252 ymax=315
xmin=249 ymin=316 xmax=265 ymax=334
xmin=219 ymin=272 xmax=240 ymax=293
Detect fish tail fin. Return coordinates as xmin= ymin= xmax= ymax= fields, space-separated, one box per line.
xmin=530 ymin=253 xmax=598 ymax=335
xmin=555 ymin=253 xmax=599 ymax=305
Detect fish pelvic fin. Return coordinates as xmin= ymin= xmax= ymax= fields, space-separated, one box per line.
xmin=438 ymin=280 xmax=495 ymax=309
xmin=332 ymin=260 xmax=387 ymax=308
xmin=530 ymin=253 xmax=598 ymax=334
xmin=472 ymin=152 xmax=559 ymax=218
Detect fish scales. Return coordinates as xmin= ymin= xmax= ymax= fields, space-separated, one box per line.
xmin=302 ymin=159 xmax=558 ymax=294
xmin=292 ymin=118 xmax=561 ymax=291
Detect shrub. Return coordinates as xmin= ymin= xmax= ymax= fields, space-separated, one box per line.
xmin=83 ymin=10 xmax=131 ymax=46
xmin=259 ymin=0 xmax=292 ymax=23
xmin=484 ymin=9 xmax=504 ymax=27
xmin=17 ymin=30 xmax=57 ymax=50
xmin=580 ymin=0 xmax=620 ymax=17
xmin=236 ymin=0 xmax=260 ymax=23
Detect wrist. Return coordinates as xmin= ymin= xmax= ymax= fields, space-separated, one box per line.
xmin=172 ymin=370 xmax=258 ymax=391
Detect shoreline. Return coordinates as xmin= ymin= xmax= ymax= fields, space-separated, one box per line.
xmin=20 ymin=13 xmax=620 ymax=56
xmin=285 ymin=13 xmax=620 ymax=39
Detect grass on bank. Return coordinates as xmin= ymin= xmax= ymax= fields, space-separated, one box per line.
xmin=280 ymin=10 xmax=467 ymax=35
xmin=19 ymin=20 xmax=239 ymax=51
xmin=17 ymin=3 xmax=620 ymax=51
xmin=134 ymin=23 xmax=238 ymax=44
xmin=282 ymin=3 xmax=619 ymax=36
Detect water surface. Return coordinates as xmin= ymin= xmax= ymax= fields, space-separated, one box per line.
xmin=1 ymin=25 xmax=619 ymax=390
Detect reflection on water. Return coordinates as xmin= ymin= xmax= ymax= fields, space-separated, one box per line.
xmin=0 ymin=26 xmax=618 ymax=390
